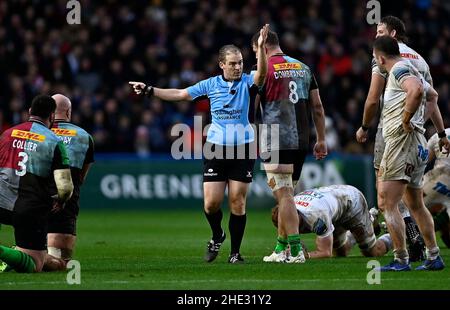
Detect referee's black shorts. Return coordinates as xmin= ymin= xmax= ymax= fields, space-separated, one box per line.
xmin=203 ymin=142 xmax=256 ymax=183
xmin=261 ymin=149 xmax=307 ymax=182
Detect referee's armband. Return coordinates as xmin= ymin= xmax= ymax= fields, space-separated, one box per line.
xmin=144 ymin=85 xmax=154 ymax=97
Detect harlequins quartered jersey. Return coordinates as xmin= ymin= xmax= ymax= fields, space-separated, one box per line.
xmin=0 ymin=120 xmax=69 ymax=211
xmin=259 ymin=54 xmax=318 ymax=152
xmin=52 ymin=121 xmax=94 ymax=172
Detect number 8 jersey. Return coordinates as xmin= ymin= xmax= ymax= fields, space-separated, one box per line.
xmin=259 ymin=54 xmax=318 ymax=152
xmin=0 ymin=120 xmax=70 ymax=213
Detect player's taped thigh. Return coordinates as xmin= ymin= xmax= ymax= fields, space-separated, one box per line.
xmin=266 ymin=173 xmax=293 ymax=192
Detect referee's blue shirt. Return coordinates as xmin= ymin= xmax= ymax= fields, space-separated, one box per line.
xmin=187 ymin=73 xmax=256 ymax=146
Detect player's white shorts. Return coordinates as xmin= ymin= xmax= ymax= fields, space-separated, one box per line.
xmin=379 ymin=130 xmax=428 ymax=188
xmin=373 ymin=127 xmax=385 ymax=170
xmin=423 ymin=165 xmax=450 ymax=211
xmin=333 ymin=191 xmax=376 ymax=251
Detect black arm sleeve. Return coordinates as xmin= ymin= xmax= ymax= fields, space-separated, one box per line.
xmin=309 ymin=73 xmax=319 ymax=91
xmin=83 ymin=135 xmax=95 ymax=165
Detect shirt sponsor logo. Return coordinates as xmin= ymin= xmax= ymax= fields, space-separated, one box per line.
xmin=11 ymin=129 xmax=46 ymax=142
xmin=296 ymin=200 xmax=310 ymax=208
xmin=401 ymin=53 xmax=419 ymax=60
xmin=52 ymin=128 xmax=77 ymax=136
xmin=273 ymin=62 xmax=302 ymax=71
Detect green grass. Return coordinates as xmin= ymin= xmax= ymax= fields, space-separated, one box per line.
xmin=1 ymin=209 xmax=449 ymax=290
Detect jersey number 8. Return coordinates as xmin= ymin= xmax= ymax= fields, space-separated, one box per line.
xmin=288 ymin=81 xmax=299 ymax=104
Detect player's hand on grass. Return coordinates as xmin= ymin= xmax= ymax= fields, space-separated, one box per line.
xmin=439 ymin=136 xmax=450 ymax=156
xmin=402 ymin=121 xmax=414 ymax=133
xmin=313 ymin=140 xmax=328 ymax=160
xmin=356 ymin=127 xmax=368 ymax=143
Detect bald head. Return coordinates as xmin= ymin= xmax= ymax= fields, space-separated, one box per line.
xmin=52 ymin=94 xmax=72 ymax=121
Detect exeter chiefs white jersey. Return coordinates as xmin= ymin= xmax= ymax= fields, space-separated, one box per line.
xmin=372 ymin=42 xmax=432 ymax=128
xmin=427 ymin=128 xmax=450 ymax=170
xmin=293 ymin=185 xmax=364 ymax=238
xmin=382 ymin=60 xmax=429 ymax=138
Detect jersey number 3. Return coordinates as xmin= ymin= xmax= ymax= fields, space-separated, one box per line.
xmin=15 ymin=151 xmax=28 ymax=176
xmin=288 ymin=81 xmax=299 ymax=104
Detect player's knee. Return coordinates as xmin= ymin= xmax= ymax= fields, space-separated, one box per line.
xmin=204 ymin=200 xmax=222 ymax=213
xmin=229 ymin=196 xmax=246 ymax=214
xmin=267 ymin=173 xmax=293 ymax=193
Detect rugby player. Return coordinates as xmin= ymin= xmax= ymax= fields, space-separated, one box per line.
xmin=46 ymin=94 xmax=94 ymax=263
xmin=250 ymin=30 xmax=327 ymax=263
xmin=355 ymin=15 xmax=449 ymax=262
xmin=266 ymin=185 xmax=392 ymax=261
xmin=424 ymin=128 xmax=450 ymax=247
xmin=0 ymin=95 xmax=73 ymax=272
xmin=372 ymin=36 xmax=444 ymax=271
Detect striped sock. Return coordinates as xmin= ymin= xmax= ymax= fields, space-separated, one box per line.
xmin=0 ymin=245 xmax=36 ymax=273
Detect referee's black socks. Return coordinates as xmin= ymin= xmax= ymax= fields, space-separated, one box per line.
xmin=229 ymin=213 xmax=247 ymax=255
xmin=205 ymin=209 xmax=224 ymax=241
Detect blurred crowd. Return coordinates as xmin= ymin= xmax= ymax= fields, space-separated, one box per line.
xmin=1 ymin=0 xmax=449 ymax=155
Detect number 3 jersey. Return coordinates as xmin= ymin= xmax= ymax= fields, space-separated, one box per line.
xmin=0 ymin=120 xmax=70 ymax=212
xmin=259 ymin=54 xmax=318 ymax=152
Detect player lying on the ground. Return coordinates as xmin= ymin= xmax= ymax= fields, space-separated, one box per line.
xmin=264 ymin=185 xmax=392 ymax=262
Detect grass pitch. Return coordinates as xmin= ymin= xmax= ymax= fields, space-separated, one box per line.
xmin=1 ymin=209 xmax=449 ymax=290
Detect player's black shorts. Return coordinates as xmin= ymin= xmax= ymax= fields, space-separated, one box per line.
xmin=47 ymin=196 xmax=79 ymax=235
xmin=203 ymin=142 xmax=256 ymax=183
xmin=0 ymin=208 xmax=13 ymax=225
xmin=12 ymin=205 xmax=49 ymax=251
xmin=261 ymin=149 xmax=307 ymax=182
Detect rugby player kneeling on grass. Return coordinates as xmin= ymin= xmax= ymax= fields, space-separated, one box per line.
xmin=266 ymin=185 xmax=392 ymax=261
xmin=0 ymin=95 xmax=73 ymax=273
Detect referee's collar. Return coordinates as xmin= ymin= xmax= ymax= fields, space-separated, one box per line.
xmin=221 ymin=74 xmax=241 ymax=82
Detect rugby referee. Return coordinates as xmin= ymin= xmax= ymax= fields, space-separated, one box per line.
xmin=129 ymin=24 xmax=269 ymax=263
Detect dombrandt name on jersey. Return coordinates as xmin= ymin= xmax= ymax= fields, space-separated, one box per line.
xmin=12 ymin=139 xmax=38 ymax=152
xmin=273 ymin=69 xmax=306 ymax=80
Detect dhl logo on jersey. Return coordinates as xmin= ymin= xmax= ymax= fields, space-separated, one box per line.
xmin=273 ymin=62 xmax=302 ymax=71
xmin=11 ymin=129 xmax=46 ymax=142
xmin=51 ymin=128 xmax=77 ymax=136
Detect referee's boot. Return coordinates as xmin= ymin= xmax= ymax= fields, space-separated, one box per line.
xmin=204 ymin=231 xmax=226 ymax=263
